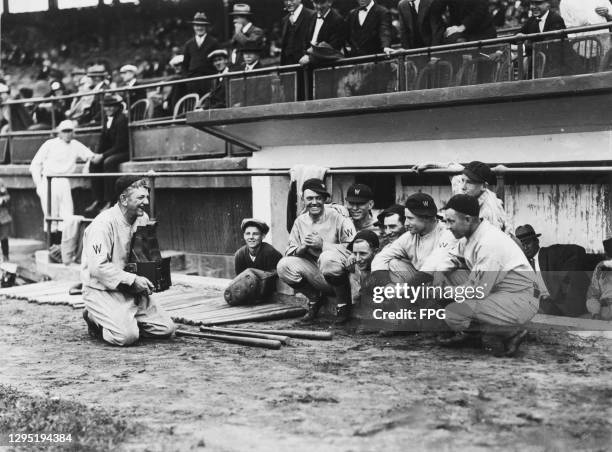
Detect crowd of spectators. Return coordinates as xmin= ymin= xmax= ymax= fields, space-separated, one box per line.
xmin=1 ymin=0 xmax=611 ymax=131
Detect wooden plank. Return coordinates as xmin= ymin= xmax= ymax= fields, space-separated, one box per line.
xmin=530 ymin=313 xmax=612 ymax=331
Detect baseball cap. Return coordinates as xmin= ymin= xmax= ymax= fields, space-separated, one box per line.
xmin=115 ymin=175 xmax=146 ymax=199
xmin=240 ymin=218 xmax=270 ymax=235
xmin=463 ymin=161 xmax=495 ymax=185
xmin=302 ymin=178 xmax=330 ymax=199
xmin=56 ymin=119 xmax=75 ymax=132
xmin=405 ymin=193 xmax=438 ymax=217
xmin=444 ymin=194 xmax=480 ymax=217
xmin=346 ymin=184 xmax=374 ymax=203
xmin=348 ymin=229 xmax=380 ymax=251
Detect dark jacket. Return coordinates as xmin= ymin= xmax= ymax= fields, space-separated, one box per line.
xmin=232 ymin=23 xmax=265 ymax=65
xmin=537 ymin=244 xmax=590 ymax=317
xmin=281 ymin=7 xmax=316 ymax=65
xmin=307 ymin=8 xmax=347 ymax=51
xmin=430 ymin=0 xmax=497 ymax=45
xmin=97 ymin=111 xmax=129 ymax=159
xmin=397 ymin=0 xmax=438 ymax=48
xmin=346 ymin=3 xmax=392 ymax=57
xmin=520 ymin=10 xmax=566 ymax=36
xmin=234 ymin=242 xmax=282 ymax=275
xmin=181 ymin=34 xmax=220 ymax=77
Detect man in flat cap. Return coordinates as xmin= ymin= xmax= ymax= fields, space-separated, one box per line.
xmin=432 ymin=194 xmax=539 ymax=357
xmin=201 ymin=49 xmax=230 ymax=109
xmin=30 ymin=119 xmax=95 ymax=244
xmin=81 ymin=176 xmax=176 ymax=346
xmin=85 ymin=93 xmax=129 ymax=215
xmin=376 ymin=204 xmax=406 ymax=249
xmin=119 ymin=64 xmax=145 ymax=104
xmin=372 ymin=193 xmax=456 ymax=282
xmin=516 ymin=223 xmax=589 ymax=317
xmin=230 ymin=3 xmax=265 ymax=66
xmin=277 ymin=178 xmax=356 ymax=322
xmin=181 ymin=12 xmax=220 ymax=96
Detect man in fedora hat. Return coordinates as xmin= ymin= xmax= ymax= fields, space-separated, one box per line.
xmin=30 ymin=119 xmax=95 ymax=243
xmin=181 ymin=12 xmax=220 ymax=96
xmin=586 ymin=238 xmax=612 ymax=320
xmin=85 ymin=93 xmax=129 ymax=215
xmin=81 ymin=175 xmax=176 ymax=346
xmin=277 ymin=178 xmax=356 ymax=322
xmin=433 ymin=195 xmax=539 ymax=357
xmin=240 ymin=42 xmax=264 ymax=72
xmin=515 ymin=223 xmax=589 ymax=317
xmin=230 ymin=3 xmax=265 ymax=66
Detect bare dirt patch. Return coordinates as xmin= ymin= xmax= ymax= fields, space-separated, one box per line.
xmin=1 ymin=297 xmax=611 ymax=451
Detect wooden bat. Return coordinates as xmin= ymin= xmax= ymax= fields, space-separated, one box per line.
xmin=194 ymin=306 xmax=307 ymax=325
xmin=175 ymin=329 xmax=282 ymax=350
xmin=220 ymin=327 xmax=333 ymax=340
xmin=199 ymin=326 xmax=290 ymax=344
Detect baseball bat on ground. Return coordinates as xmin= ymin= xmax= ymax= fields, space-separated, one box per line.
xmin=199 ymin=326 xmax=290 ymax=344
xmin=175 ymin=329 xmax=282 ymax=350
xmin=219 ymin=327 xmax=333 ymax=341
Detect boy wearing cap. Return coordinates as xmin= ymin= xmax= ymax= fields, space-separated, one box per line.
xmin=434 ymin=194 xmax=538 ymax=357
xmin=230 ymin=3 xmax=265 ymax=66
xmin=30 ymin=119 xmax=95 ymax=242
xmin=81 ymin=176 xmax=176 ymax=346
xmin=235 ymin=218 xmax=282 ymax=275
xmin=277 ymin=178 xmax=356 ymax=322
xmin=202 ymin=49 xmax=230 ymax=109
xmin=371 ymin=193 xmax=456 ymax=281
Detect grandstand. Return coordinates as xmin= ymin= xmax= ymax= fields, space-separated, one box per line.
xmin=0 ymin=1 xmax=610 ymax=314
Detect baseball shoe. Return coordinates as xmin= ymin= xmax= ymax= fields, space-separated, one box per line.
xmin=83 ymin=309 xmax=102 ymax=340
xmin=496 ymin=328 xmax=528 ymax=358
xmin=437 ymin=331 xmax=483 ymax=348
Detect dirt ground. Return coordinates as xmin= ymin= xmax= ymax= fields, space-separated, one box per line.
xmin=1 ymin=296 xmax=611 ymax=452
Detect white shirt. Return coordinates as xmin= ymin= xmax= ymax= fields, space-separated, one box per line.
xmin=242 ymin=22 xmax=252 ymax=34
xmin=106 ymin=115 xmax=114 ymax=129
xmin=359 ymin=1 xmax=375 ymax=26
xmin=245 ymin=62 xmax=258 ymax=72
xmin=290 ymin=4 xmax=303 ymax=24
xmin=195 ymin=33 xmax=206 ymax=47
xmin=538 ymin=10 xmax=549 ymax=32
xmin=532 ymin=249 xmax=550 ymax=297
xmin=410 ymin=0 xmax=421 ymax=11
xmin=30 ymin=136 xmax=94 ymax=188
xmin=311 ymin=10 xmax=330 ymax=45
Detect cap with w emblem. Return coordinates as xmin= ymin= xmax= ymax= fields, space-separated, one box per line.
xmin=346 ymin=183 xmax=374 ymax=203
xmin=405 ymin=192 xmax=438 ymax=217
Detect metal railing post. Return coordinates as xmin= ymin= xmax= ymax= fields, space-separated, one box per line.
xmin=46 ymin=176 xmax=53 ymax=247
xmin=147 ymin=173 xmax=156 ymax=220
xmin=517 ymin=37 xmax=524 ymax=80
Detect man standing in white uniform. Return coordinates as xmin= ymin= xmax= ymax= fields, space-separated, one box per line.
xmin=29 ymin=119 xmax=95 ymax=244
xmin=81 ymin=176 xmax=176 ymax=346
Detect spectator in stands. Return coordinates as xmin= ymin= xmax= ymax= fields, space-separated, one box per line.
xmin=586 ymin=238 xmax=612 ymax=320
xmin=376 ymin=204 xmax=406 ymax=249
xmin=0 ymin=83 xmax=33 ymax=133
xmin=66 ymin=76 xmax=96 ymax=125
xmin=160 ymin=55 xmax=186 ymax=117
xmin=181 ymin=12 xmax=220 ymax=96
xmin=515 ymin=224 xmax=590 ymax=317
xmin=30 ymin=120 xmax=95 ymax=244
xmin=303 ymin=0 xmax=347 ymax=58
xmin=201 ymin=49 xmax=230 ymax=110
xmin=241 ymin=43 xmax=264 ymax=72
xmin=119 ymin=65 xmax=145 ymax=104
xmin=397 ymin=0 xmax=439 ymax=49
xmin=69 ymin=68 xmax=86 ymax=93
xmin=230 ymin=3 xmax=265 ymax=66
xmin=281 ymin=0 xmax=316 ymax=65
xmin=346 ymin=0 xmax=394 ymax=56
xmin=85 ymin=94 xmax=129 ymax=215
xmin=519 ymin=0 xmax=566 ymax=43
xmin=489 ymin=0 xmax=509 ymax=28
xmin=31 ymin=81 xmax=70 ymax=130
xmin=86 ymin=64 xmax=112 ymax=124
xmin=430 ymin=0 xmax=497 ymax=44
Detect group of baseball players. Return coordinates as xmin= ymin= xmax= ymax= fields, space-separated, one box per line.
xmin=77 ymin=160 xmax=544 ymax=358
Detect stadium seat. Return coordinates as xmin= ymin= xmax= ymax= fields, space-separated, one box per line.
xmin=172 ymin=93 xmax=199 ymax=119
xmin=130 ymin=98 xmax=153 ymax=121
xmin=415 ymin=58 xmax=454 ymax=90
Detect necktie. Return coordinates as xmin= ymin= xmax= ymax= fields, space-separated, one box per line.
xmin=359 ymin=6 xmax=368 ymax=11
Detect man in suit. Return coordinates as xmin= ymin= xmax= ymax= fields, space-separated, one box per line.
xmin=230 ymin=3 xmax=265 ymax=66
xmin=300 ymin=0 xmax=346 ymax=65
xmin=85 ymin=94 xmax=130 ymax=214
xmin=241 ymin=43 xmax=264 ymax=72
xmin=119 ymin=64 xmax=146 ymax=105
xmin=181 ymin=12 xmax=220 ymax=96
xmin=281 ymin=0 xmax=316 ymax=65
xmin=201 ymin=49 xmax=230 ymax=109
xmin=430 ymin=0 xmax=497 ymax=45
xmin=397 ymin=0 xmax=438 ymax=49
xmin=516 ymin=224 xmax=590 ymax=317
xmin=347 ymin=0 xmax=394 ymax=56
xmin=518 ymin=0 xmax=566 ymax=77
